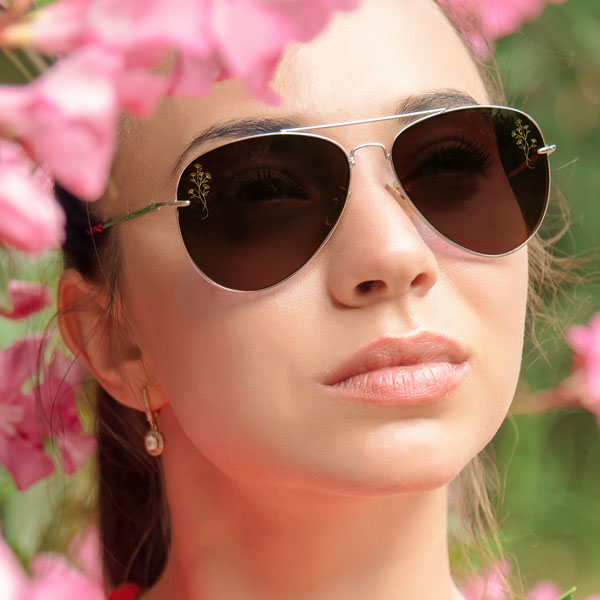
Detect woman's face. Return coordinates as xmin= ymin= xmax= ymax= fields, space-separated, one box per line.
xmin=112 ymin=0 xmax=528 ymax=498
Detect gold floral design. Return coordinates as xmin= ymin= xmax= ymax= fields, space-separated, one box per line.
xmin=187 ymin=164 xmax=211 ymax=219
xmin=511 ymin=119 xmax=538 ymax=169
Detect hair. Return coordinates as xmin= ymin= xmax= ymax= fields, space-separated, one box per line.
xmin=53 ymin=3 xmax=572 ymax=597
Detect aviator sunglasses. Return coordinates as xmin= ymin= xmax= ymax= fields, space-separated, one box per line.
xmin=89 ymin=105 xmax=555 ymax=292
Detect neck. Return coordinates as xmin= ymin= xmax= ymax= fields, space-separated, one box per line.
xmin=143 ymin=434 xmax=464 ymax=600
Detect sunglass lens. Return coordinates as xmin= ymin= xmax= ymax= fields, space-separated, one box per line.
xmin=177 ymin=135 xmax=349 ymax=291
xmin=391 ymin=107 xmax=549 ymax=255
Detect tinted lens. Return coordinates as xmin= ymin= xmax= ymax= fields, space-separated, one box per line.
xmin=391 ymin=107 xmax=549 ymax=255
xmin=177 ymin=134 xmax=349 ymax=291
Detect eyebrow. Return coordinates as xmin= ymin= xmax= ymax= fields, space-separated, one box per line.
xmin=171 ymin=88 xmax=479 ymax=177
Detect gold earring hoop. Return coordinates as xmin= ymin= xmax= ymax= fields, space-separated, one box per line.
xmin=142 ymin=387 xmax=165 ymax=457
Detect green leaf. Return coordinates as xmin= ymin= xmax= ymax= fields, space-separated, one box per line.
xmin=557 ymin=587 xmax=577 ymax=600
xmin=0 ymin=258 xmax=12 ymax=313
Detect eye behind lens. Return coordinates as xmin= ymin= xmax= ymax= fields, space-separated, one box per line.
xmin=390 ymin=106 xmax=550 ymax=256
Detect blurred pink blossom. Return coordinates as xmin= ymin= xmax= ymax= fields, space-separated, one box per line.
xmin=0 ymin=141 xmax=64 ymax=253
xmin=474 ymin=0 xmax=566 ymax=40
xmin=567 ymin=312 xmax=600 ymax=420
xmin=68 ymin=528 xmax=102 ymax=586
xmin=0 ymin=336 xmax=94 ymax=490
xmin=10 ymin=0 xmax=359 ymax=101
xmin=462 ymin=564 xmax=599 ymax=600
xmin=0 ymin=526 xmax=29 ymax=600
xmin=27 ymin=553 xmax=104 ymax=600
xmin=0 ymin=531 xmax=104 ymax=600
xmin=0 ymin=0 xmax=359 ymax=207
xmin=528 ymin=581 xmax=563 ymax=600
xmin=0 ymin=336 xmax=54 ymax=489
xmin=37 ymin=352 xmax=96 ymax=475
xmin=442 ymin=0 xmax=567 ymax=56
xmin=462 ymin=561 xmax=510 ymax=600
xmin=0 ymin=280 xmax=52 ymax=319
xmin=0 ymin=47 xmax=122 ymax=200
xmin=16 ymin=0 xmax=211 ymax=60
xmin=529 ymin=581 xmax=600 ymax=600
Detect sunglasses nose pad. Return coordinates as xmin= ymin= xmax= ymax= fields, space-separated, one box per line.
xmin=385 ymin=182 xmax=416 ymax=217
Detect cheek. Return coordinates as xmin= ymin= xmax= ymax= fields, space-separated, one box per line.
xmin=120 ymin=250 xmax=318 ymax=473
xmin=439 ymin=245 xmax=529 ymax=434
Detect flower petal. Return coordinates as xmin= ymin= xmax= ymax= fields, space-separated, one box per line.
xmin=0 ymin=335 xmax=44 ymax=399
xmin=0 ymin=533 xmax=29 ymax=600
xmin=0 ymin=433 xmax=55 ymax=490
xmin=567 ymin=312 xmax=600 ymax=404
xmin=0 ymin=280 xmax=52 ymax=319
xmin=28 ymin=552 xmax=104 ymax=600
xmin=0 ymin=47 xmax=120 ymax=200
xmin=527 ymin=580 xmax=562 ymax=600
xmin=0 ymin=142 xmax=65 ymax=253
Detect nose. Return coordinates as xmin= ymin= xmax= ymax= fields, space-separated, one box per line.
xmin=324 ymin=147 xmax=440 ymax=308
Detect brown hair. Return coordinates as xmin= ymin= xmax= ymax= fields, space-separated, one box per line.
xmin=57 ymin=187 xmax=170 ymax=588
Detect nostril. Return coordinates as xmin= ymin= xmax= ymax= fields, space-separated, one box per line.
xmin=411 ymin=273 xmax=429 ymax=288
xmin=356 ymin=280 xmax=383 ymax=293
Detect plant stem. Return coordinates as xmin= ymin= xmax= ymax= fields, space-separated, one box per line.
xmin=23 ymin=47 xmax=48 ymax=76
xmin=2 ymin=47 xmax=34 ymax=81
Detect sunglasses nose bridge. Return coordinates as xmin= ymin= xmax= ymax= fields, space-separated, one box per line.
xmin=348 ymin=142 xmax=390 ymax=166
xmin=347 ymin=141 xmax=416 ymax=216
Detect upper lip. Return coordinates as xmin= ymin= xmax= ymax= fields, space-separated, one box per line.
xmin=322 ymin=333 xmax=470 ymax=385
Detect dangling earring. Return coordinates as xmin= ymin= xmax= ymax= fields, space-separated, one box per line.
xmin=142 ymin=387 xmax=165 ymax=457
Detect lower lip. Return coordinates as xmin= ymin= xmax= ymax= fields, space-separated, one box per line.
xmin=324 ymin=362 xmax=468 ymax=406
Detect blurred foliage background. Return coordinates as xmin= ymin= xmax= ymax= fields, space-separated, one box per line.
xmin=0 ymin=0 xmax=598 ymax=595
xmin=492 ymin=0 xmax=600 ymax=595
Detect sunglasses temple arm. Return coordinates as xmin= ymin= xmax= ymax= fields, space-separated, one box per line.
xmin=86 ymin=201 xmax=191 ymax=234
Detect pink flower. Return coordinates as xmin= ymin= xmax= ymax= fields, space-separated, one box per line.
xmin=567 ymin=312 xmax=600 ymax=420
xmin=442 ymin=0 xmax=567 ymax=56
xmin=0 ymin=528 xmax=29 ymax=600
xmin=0 ymin=0 xmax=360 ymax=205
xmin=462 ymin=561 xmax=510 ymax=600
xmin=68 ymin=528 xmax=102 ymax=586
xmin=15 ymin=0 xmax=359 ymax=101
xmin=170 ymin=0 xmax=358 ymax=99
xmin=0 ymin=336 xmax=95 ymax=490
xmin=0 ymin=46 xmax=121 ymax=200
xmin=477 ymin=0 xmax=567 ymax=40
xmin=528 ymin=581 xmax=562 ymax=600
xmin=0 ymin=141 xmax=65 ymax=253
xmin=0 ymin=336 xmax=54 ymax=489
xmin=528 ymin=581 xmax=600 ymax=600
xmin=18 ymin=0 xmax=211 ymax=60
xmin=0 ymin=280 xmax=52 ymax=319
xmin=0 ymin=531 xmax=104 ymax=600
xmin=37 ymin=352 xmax=96 ymax=475
xmin=27 ymin=553 xmax=104 ymax=600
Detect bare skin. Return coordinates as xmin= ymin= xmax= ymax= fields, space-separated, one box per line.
xmin=59 ymin=1 xmax=529 ymax=598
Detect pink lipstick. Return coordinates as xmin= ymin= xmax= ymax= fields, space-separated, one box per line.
xmin=321 ymin=334 xmax=469 ymax=406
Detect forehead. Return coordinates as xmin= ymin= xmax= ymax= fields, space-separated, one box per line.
xmin=112 ymin=0 xmax=488 ymax=203
xmin=271 ymin=0 xmax=488 ymax=119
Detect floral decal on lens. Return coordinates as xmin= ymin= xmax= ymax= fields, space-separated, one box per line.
xmin=511 ymin=119 xmax=538 ymax=168
xmin=188 ymin=164 xmax=211 ymax=219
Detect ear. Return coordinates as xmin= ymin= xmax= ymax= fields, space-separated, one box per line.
xmin=57 ymin=268 xmax=167 ymax=413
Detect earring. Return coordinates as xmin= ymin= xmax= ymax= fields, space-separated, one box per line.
xmin=142 ymin=387 xmax=165 ymax=457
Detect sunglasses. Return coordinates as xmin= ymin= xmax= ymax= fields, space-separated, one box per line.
xmin=89 ymin=105 xmax=555 ymax=292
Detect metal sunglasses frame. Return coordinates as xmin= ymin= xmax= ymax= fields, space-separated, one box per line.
xmin=90 ymin=104 xmax=556 ymax=293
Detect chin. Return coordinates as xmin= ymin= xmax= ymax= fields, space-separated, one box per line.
xmin=299 ymin=439 xmax=479 ymax=499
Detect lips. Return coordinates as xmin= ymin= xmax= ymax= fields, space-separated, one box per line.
xmin=321 ymin=334 xmax=469 ymax=406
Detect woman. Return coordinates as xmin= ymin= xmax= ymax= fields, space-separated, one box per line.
xmin=56 ymin=0 xmax=555 ymax=598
